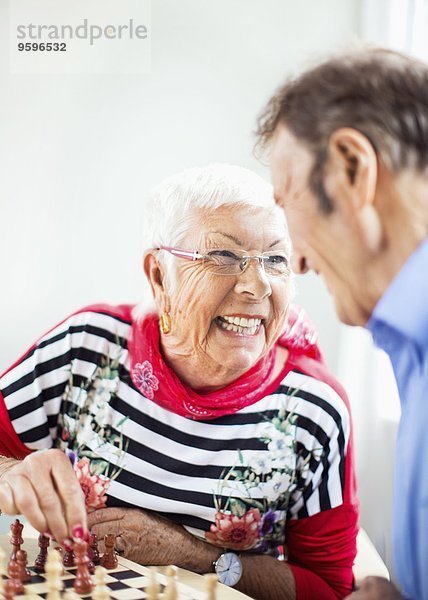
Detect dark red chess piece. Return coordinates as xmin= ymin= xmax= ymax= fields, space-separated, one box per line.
xmin=89 ymin=532 xmax=100 ymax=565
xmin=8 ymin=559 xmax=24 ymax=594
xmin=4 ymin=578 xmax=17 ymax=600
xmin=100 ymin=533 xmax=118 ymax=569
xmin=34 ymin=533 xmax=50 ymax=573
xmin=16 ymin=549 xmax=31 ymax=583
xmin=62 ymin=548 xmax=75 ymax=568
xmin=9 ymin=519 xmax=23 ymax=563
xmin=86 ymin=544 xmax=95 ymax=575
xmin=73 ymin=539 xmax=93 ymax=595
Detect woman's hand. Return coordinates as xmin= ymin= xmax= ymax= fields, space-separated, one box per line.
xmin=89 ymin=507 xmax=299 ymax=600
xmin=88 ymin=506 xmax=220 ymax=571
xmin=345 ymin=577 xmax=404 ymax=599
xmin=0 ymin=449 xmax=87 ymax=544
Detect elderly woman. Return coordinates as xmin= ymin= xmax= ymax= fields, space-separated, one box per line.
xmin=0 ymin=165 xmax=358 ymax=600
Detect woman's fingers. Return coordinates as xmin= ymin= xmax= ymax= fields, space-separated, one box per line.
xmin=26 ymin=449 xmax=87 ymax=543
xmin=0 ymin=479 xmax=18 ymax=514
xmin=3 ymin=472 xmax=49 ymax=534
xmin=0 ymin=449 xmax=88 ymax=544
xmin=50 ymin=455 xmax=88 ymax=539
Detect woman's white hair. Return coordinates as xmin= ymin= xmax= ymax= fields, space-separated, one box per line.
xmin=135 ymin=163 xmax=291 ymax=316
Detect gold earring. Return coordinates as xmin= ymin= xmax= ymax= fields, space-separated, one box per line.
xmin=160 ymin=312 xmax=171 ymax=334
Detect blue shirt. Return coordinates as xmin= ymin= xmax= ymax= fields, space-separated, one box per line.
xmin=367 ymin=238 xmax=428 ymax=600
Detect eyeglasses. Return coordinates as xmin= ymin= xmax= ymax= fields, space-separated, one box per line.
xmin=157 ymin=245 xmax=290 ymax=277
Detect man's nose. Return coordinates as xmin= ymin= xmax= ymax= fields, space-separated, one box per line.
xmin=291 ymin=254 xmax=309 ymax=274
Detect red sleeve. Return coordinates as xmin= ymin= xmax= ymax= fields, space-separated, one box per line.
xmin=284 ymin=354 xmax=359 ymax=598
xmin=287 ymin=502 xmax=358 ymax=599
xmin=0 ymin=303 xmax=134 ymax=459
xmin=0 ymin=391 xmax=31 ymax=458
xmin=279 ymin=306 xmax=359 ymax=599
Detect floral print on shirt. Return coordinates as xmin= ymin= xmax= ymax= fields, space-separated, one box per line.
xmin=56 ymin=352 xmax=128 ymax=511
xmin=206 ymin=396 xmax=322 ymax=556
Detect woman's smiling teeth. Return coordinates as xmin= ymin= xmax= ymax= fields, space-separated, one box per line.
xmin=216 ymin=315 xmax=262 ymax=335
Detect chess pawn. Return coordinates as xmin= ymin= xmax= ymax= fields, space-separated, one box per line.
xmin=62 ymin=548 xmax=75 ymax=568
xmin=163 ymin=565 xmax=178 ymax=600
xmin=3 ymin=578 xmax=16 ymax=600
xmin=204 ymin=573 xmax=218 ymax=600
xmin=73 ymin=539 xmax=94 ymax=595
xmin=8 ymin=559 xmax=24 ymax=595
xmin=93 ymin=566 xmax=110 ymax=600
xmin=45 ymin=549 xmax=64 ymax=600
xmin=89 ymin=532 xmax=100 ymax=565
xmin=16 ymin=549 xmax=31 ymax=583
xmin=35 ymin=533 xmax=50 ymax=573
xmin=146 ymin=567 xmax=160 ymax=600
xmin=100 ymin=534 xmax=118 ymax=569
xmin=87 ymin=553 xmax=95 ymax=575
xmin=52 ymin=548 xmax=65 ymax=577
xmin=9 ymin=519 xmax=23 ymax=562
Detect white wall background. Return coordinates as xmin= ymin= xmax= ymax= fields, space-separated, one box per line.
xmin=0 ymin=0 xmax=359 ymax=371
xmin=0 ymin=0 xmax=405 ymax=578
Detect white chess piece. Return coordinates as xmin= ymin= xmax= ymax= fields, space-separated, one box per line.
xmin=93 ymin=565 xmax=111 ymax=600
xmin=146 ymin=566 xmax=160 ymax=600
xmin=163 ymin=565 xmax=177 ymax=600
xmin=45 ymin=549 xmax=63 ymax=600
xmin=204 ymin=573 xmax=218 ymax=600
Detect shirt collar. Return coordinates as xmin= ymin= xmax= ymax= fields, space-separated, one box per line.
xmin=367 ymin=238 xmax=428 ymax=351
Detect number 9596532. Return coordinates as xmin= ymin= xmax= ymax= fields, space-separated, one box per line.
xmin=18 ymin=42 xmax=66 ymax=51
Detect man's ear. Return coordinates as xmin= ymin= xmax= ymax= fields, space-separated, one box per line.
xmin=143 ymin=252 xmax=169 ymax=309
xmin=324 ymin=127 xmax=378 ymax=213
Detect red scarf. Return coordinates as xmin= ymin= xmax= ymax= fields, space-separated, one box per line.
xmin=128 ymin=306 xmax=322 ymax=420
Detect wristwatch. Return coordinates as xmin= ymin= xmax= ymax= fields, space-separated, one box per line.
xmin=213 ymin=551 xmax=243 ymax=587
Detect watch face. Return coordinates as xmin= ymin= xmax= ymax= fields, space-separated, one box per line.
xmin=215 ymin=552 xmax=242 ymax=587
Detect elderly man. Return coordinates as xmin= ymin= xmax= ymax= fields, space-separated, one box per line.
xmin=257 ymin=48 xmax=428 ymax=600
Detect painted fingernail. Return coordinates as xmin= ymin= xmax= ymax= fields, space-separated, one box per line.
xmin=72 ymin=525 xmax=84 ymax=540
xmin=62 ymin=538 xmax=73 ymax=551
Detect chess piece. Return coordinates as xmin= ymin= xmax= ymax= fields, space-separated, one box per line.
xmin=16 ymin=549 xmax=31 ymax=583
xmin=52 ymin=548 xmax=64 ymax=577
xmin=34 ymin=533 xmax=50 ymax=573
xmin=9 ymin=519 xmax=23 ymax=563
xmin=73 ymin=539 xmax=93 ymax=595
xmin=84 ymin=541 xmax=95 ymax=575
xmin=204 ymin=573 xmax=218 ymax=600
xmin=8 ymin=559 xmax=24 ymax=595
xmin=45 ymin=549 xmax=64 ymax=600
xmin=146 ymin=567 xmax=160 ymax=600
xmin=0 ymin=545 xmax=6 ymax=596
xmin=163 ymin=565 xmax=177 ymax=600
xmin=89 ymin=532 xmax=100 ymax=565
xmin=87 ymin=553 xmax=95 ymax=575
xmin=62 ymin=548 xmax=74 ymax=568
xmin=100 ymin=534 xmax=118 ymax=569
xmin=93 ymin=566 xmax=111 ymax=600
xmin=3 ymin=578 xmax=16 ymax=600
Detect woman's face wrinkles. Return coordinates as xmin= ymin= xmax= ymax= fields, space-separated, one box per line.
xmin=158 ymin=205 xmax=291 ymax=381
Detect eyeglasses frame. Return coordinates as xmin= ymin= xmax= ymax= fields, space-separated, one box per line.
xmin=156 ymin=245 xmax=289 ymax=276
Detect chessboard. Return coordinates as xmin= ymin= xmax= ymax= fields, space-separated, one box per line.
xmin=0 ymin=521 xmax=250 ymax=600
xmin=6 ymin=556 xmax=209 ymax=599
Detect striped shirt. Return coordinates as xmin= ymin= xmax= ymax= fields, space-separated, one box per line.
xmin=0 ymin=304 xmax=358 ymax=598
